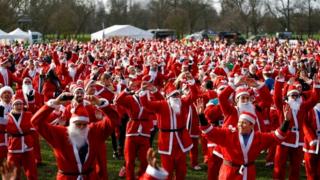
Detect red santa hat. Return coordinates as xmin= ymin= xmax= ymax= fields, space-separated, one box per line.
xmin=263 ymin=65 xmax=273 ymax=74
xmin=164 ymin=82 xmax=179 ymax=98
xmin=144 ymin=165 xmax=168 ymax=180
xmin=235 ymin=87 xmax=250 ymax=99
xmin=70 ymin=105 xmax=89 ymax=124
xmin=286 ymin=84 xmax=300 ymax=96
xmin=23 ymin=77 xmax=32 ymax=84
xmin=239 ymin=111 xmax=256 ymax=124
xmin=0 ymin=86 xmax=14 ymax=96
xmin=11 ymin=96 xmax=24 ymax=105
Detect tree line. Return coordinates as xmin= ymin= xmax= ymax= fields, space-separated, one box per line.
xmin=1 ymin=0 xmax=320 ymax=38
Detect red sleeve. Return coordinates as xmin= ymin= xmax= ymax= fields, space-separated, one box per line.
xmin=218 ymin=85 xmax=237 ymax=117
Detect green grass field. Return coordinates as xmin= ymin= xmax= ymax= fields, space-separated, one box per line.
xmin=35 ymin=138 xmax=307 ymax=180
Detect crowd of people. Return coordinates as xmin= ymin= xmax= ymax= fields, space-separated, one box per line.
xmin=0 ymin=37 xmax=319 ymax=180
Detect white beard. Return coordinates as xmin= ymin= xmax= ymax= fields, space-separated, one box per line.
xmin=169 ymin=97 xmax=181 ymax=114
xmin=22 ymin=84 xmax=34 ymax=95
xmin=288 ymin=97 xmax=302 ymax=111
xmin=288 ymin=65 xmax=296 ymax=75
xmin=238 ymin=102 xmax=255 ymax=114
xmin=68 ymin=68 xmax=77 ymax=79
xmin=67 ymin=123 xmax=89 ymax=149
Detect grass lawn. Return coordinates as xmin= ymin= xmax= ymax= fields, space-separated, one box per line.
xmin=35 ymin=138 xmax=307 ymax=180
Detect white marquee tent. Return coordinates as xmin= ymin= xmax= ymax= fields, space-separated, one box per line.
xmin=0 ymin=29 xmax=8 ymax=39
xmin=91 ymin=25 xmax=153 ymax=40
xmin=9 ymin=28 xmax=30 ymax=40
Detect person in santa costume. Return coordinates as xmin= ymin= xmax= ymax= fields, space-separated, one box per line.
xmin=203 ymin=82 xmax=227 ymax=180
xmin=0 ymin=57 xmax=21 ymax=87
xmin=6 ymin=96 xmax=38 ymax=180
xmin=15 ymin=77 xmax=44 ymax=165
xmin=302 ymin=101 xmax=320 ymax=180
xmin=114 ymin=77 xmax=155 ymax=180
xmin=62 ymin=84 xmax=114 ymax=180
xmin=0 ymin=86 xmax=14 ymax=180
xmin=31 ymin=92 xmax=119 ymax=180
xmin=273 ymin=73 xmax=320 ymax=180
xmin=140 ymin=72 xmax=196 ymax=180
xmin=198 ymin=98 xmax=290 ymax=180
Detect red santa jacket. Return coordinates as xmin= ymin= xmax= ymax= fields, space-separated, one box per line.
xmin=303 ymin=104 xmax=320 ymax=154
xmin=274 ymin=80 xmax=320 ymax=148
xmin=31 ymin=104 xmax=118 ymax=180
xmin=219 ymin=85 xmax=271 ymax=131
xmin=94 ymin=83 xmax=115 ymax=102
xmin=140 ymin=87 xmax=197 ymax=155
xmin=60 ymin=63 xmax=85 ymax=87
xmin=186 ymin=104 xmax=200 ymax=138
xmin=15 ymin=89 xmax=44 ymax=114
xmin=201 ymin=125 xmax=286 ymax=180
xmin=6 ymin=111 xmax=34 ymax=153
xmin=115 ymin=91 xmax=154 ymax=137
xmin=0 ymin=67 xmax=22 ymax=86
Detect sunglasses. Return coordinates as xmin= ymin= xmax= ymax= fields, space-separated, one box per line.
xmin=289 ymin=94 xmax=300 ymax=98
xmin=74 ymin=123 xmax=88 ymax=127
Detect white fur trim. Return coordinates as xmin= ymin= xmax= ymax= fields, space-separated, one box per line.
xmin=202 ymin=125 xmax=213 ymax=134
xmin=139 ymin=90 xmax=149 ymax=97
xmin=287 ymin=90 xmax=300 ymax=96
xmin=314 ymin=85 xmax=320 ymax=89
xmin=146 ymin=165 xmax=168 ymax=180
xmin=70 ymin=116 xmax=89 ymax=123
xmin=309 ymin=140 xmax=319 ymax=146
xmin=46 ymin=99 xmax=60 ymax=109
xmin=0 ymin=86 xmax=13 ymax=96
xmin=236 ymin=92 xmax=250 ymax=99
xmin=274 ymin=130 xmax=285 ymax=140
xmin=239 ymin=114 xmax=255 ymax=124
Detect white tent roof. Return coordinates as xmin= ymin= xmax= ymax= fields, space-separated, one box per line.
xmin=91 ymin=25 xmax=153 ymax=40
xmin=9 ymin=28 xmax=29 ymax=39
xmin=0 ymin=29 xmax=8 ymax=39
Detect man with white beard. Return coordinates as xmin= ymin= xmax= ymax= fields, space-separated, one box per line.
xmin=218 ymin=76 xmax=271 ymax=131
xmin=273 ymin=75 xmax=320 ymax=180
xmin=15 ymin=77 xmax=44 ymax=165
xmin=140 ymin=79 xmax=196 ymax=180
xmin=61 ymin=62 xmax=85 ymax=86
xmin=31 ymin=92 xmax=119 ymax=180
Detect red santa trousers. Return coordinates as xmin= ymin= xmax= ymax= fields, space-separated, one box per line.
xmin=160 ymin=139 xmax=187 ymax=180
xmin=207 ymin=147 xmax=222 ymax=180
xmin=0 ymin=146 xmax=7 ymax=160
xmin=189 ymin=138 xmax=199 ymax=167
xmin=32 ymin=132 xmax=42 ymax=164
xmin=124 ymin=136 xmax=150 ymax=180
xmin=200 ymin=135 xmax=208 ymax=163
xmin=95 ymin=143 xmax=108 ymax=180
xmin=8 ymin=150 xmax=38 ymax=180
xmin=304 ymin=152 xmax=320 ymax=180
xmin=273 ymin=145 xmax=304 ymax=180
xmin=265 ymin=143 xmax=276 ymax=165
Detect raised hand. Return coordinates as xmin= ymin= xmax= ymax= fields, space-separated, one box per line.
xmin=146 ymin=148 xmax=160 ymax=170
xmin=195 ymin=98 xmax=205 ymax=114
xmin=284 ymin=105 xmax=292 ymax=121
